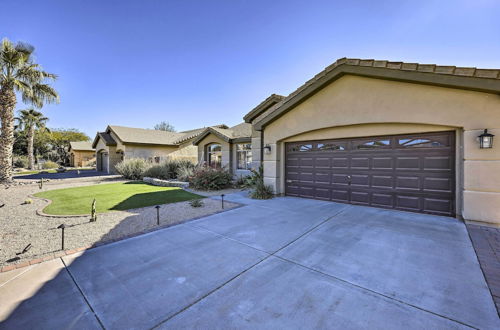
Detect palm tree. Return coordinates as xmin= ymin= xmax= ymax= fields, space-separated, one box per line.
xmin=0 ymin=38 xmax=58 ymax=182
xmin=16 ymin=109 xmax=50 ymax=169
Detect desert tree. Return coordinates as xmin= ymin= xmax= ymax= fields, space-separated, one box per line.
xmin=0 ymin=38 xmax=58 ymax=181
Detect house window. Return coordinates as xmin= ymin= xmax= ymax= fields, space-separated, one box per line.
xmin=237 ymin=143 xmax=252 ymax=170
xmin=207 ymin=144 xmax=222 ymax=168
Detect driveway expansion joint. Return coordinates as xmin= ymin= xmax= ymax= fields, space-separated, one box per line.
xmin=61 ymin=257 xmax=106 ymax=330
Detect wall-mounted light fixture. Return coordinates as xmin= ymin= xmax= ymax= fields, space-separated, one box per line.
xmin=264 ymin=144 xmax=272 ymax=154
xmin=478 ymin=129 xmax=494 ymax=149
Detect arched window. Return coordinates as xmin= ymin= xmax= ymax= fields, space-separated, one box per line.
xmin=207 ymin=144 xmax=222 ymax=168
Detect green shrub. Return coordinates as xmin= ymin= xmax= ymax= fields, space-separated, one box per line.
xmin=189 ymin=166 xmax=233 ymax=191
xmin=189 ymin=199 xmax=204 ymax=208
xmin=247 ymin=165 xmax=274 ymax=199
xmin=13 ymin=156 xmax=28 ymax=168
xmin=115 ymin=158 xmax=151 ymax=180
xmin=42 ymin=161 xmax=59 ymax=169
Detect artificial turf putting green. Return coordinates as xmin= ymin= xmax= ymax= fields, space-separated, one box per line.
xmin=35 ymin=181 xmax=203 ymax=215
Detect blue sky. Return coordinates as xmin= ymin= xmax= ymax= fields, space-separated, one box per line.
xmin=2 ymin=0 xmax=499 ymax=138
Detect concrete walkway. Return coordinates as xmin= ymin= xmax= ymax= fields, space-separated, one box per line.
xmin=1 ymin=192 xmax=498 ymax=329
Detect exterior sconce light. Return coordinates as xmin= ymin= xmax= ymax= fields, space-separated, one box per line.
xmin=478 ymin=129 xmax=494 ymax=149
xmin=264 ymin=144 xmax=272 ymax=154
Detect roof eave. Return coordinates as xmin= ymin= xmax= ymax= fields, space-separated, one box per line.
xmin=243 ymin=94 xmax=285 ymax=123
xmin=192 ymin=128 xmax=231 ymax=145
xmin=254 ymin=64 xmax=500 ymax=130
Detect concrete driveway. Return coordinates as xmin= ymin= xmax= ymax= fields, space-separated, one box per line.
xmin=1 ymin=192 xmax=498 ymax=329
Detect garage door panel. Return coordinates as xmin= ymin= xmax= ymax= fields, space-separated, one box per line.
xmin=351 ymin=157 xmax=369 ymax=169
xmin=298 ymin=171 xmax=314 ymax=183
xmin=395 ymin=176 xmax=420 ymax=190
xmin=396 ymin=157 xmax=420 ymax=170
xmin=332 ymin=157 xmax=349 ymax=168
xmin=424 ymin=198 xmax=453 ymax=215
xmin=331 ymin=189 xmax=349 ymax=202
xmin=314 ymin=188 xmax=331 ymax=200
xmin=285 ymin=131 xmax=455 ymax=217
xmin=351 ymin=191 xmax=370 ymax=205
xmin=299 ymin=186 xmax=314 ymax=198
xmin=315 ymin=157 xmax=331 ymax=168
xmin=423 ymin=177 xmax=453 ymax=192
xmin=314 ymin=172 xmax=331 ymax=184
xmin=372 ymin=193 xmax=394 ymax=207
xmin=351 ymin=174 xmax=370 ymax=187
xmin=372 ymin=175 xmax=393 ymax=189
xmin=299 ymin=157 xmax=314 ymax=167
xmin=423 ymin=156 xmax=453 ymax=171
xmin=332 ymin=174 xmax=350 ymax=185
xmin=372 ymin=157 xmax=393 ymax=170
xmin=396 ymin=195 xmax=421 ymax=211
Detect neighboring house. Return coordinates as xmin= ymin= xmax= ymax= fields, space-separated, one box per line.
xmin=192 ymin=122 xmax=253 ymax=178
xmin=68 ymin=141 xmax=95 ymax=167
xmin=245 ymin=57 xmax=500 ymax=225
xmin=92 ymin=125 xmax=226 ymax=174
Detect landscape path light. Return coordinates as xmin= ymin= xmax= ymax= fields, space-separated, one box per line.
xmin=221 ymin=194 xmax=225 ymax=209
xmin=57 ymin=224 xmax=66 ymax=250
xmin=155 ymin=205 xmax=161 ymax=226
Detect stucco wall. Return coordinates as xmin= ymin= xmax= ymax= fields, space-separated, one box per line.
xmin=261 ymin=75 xmax=500 ymax=224
xmin=196 ymin=135 xmax=230 ymax=168
xmin=70 ymin=150 xmax=96 ymax=167
xmin=121 ymin=143 xmax=197 ymax=163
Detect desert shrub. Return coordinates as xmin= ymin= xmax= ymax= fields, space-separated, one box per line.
xmin=13 ymin=156 xmax=29 ymax=168
xmin=143 ymin=164 xmax=170 ymax=180
xmin=189 ymin=199 xmax=204 ymax=208
xmin=247 ymin=165 xmax=274 ymax=199
xmin=42 ymin=160 xmax=59 ymax=169
xmin=115 ymin=158 xmax=151 ymax=180
xmin=189 ymin=166 xmax=233 ymax=191
xmin=143 ymin=159 xmax=197 ymax=181
xmin=176 ymin=160 xmax=196 ymax=181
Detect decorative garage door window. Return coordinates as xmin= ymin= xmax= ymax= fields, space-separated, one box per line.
xmin=398 ymin=136 xmax=450 ymax=148
xmin=288 ymin=144 xmax=313 ymax=152
xmin=317 ymin=142 xmax=346 ymax=151
xmin=354 ymin=139 xmax=391 ymax=149
xmin=285 ymin=131 xmax=455 ymax=216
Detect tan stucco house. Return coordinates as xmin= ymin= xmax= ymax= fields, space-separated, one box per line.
xmin=244 ymin=57 xmax=500 ymax=225
xmin=68 ymin=141 xmax=95 ymax=167
xmin=92 ymin=125 xmax=226 ymax=174
xmin=192 ymin=122 xmax=253 ymax=178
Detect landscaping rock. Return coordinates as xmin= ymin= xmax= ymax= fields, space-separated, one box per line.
xmin=143 ymin=177 xmax=189 ymax=188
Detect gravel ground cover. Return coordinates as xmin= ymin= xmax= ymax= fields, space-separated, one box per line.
xmin=0 ymin=178 xmax=239 ymax=268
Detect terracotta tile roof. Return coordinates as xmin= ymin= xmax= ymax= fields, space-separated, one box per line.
xmin=69 ymin=141 xmax=94 ymax=151
xmin=253 ymin=57 xmax=500 ymax=129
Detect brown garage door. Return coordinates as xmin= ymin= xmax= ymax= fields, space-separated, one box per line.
xmin=285 ymin=131 xmax=455 ymax=216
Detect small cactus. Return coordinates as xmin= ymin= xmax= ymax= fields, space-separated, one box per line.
xmin=90 ymin=198 xmax=97 ymax=222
